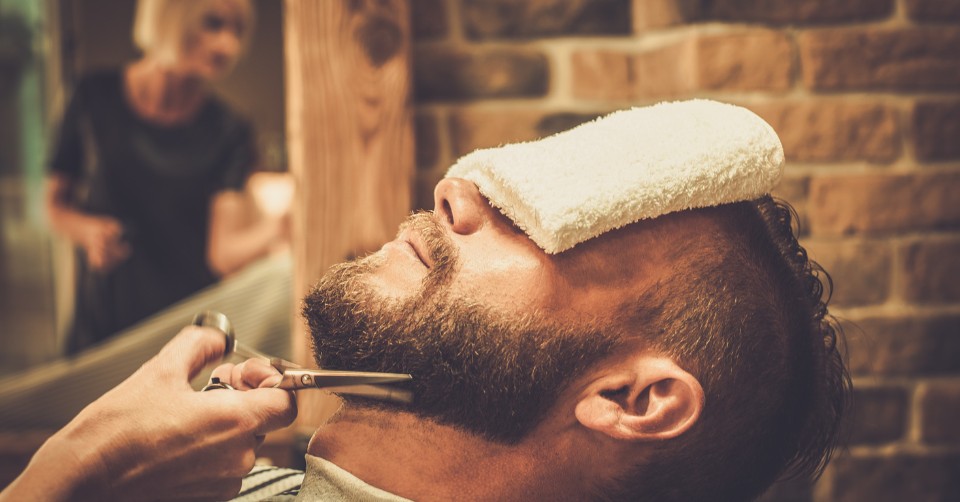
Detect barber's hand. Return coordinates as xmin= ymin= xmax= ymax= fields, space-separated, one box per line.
xmin=209 ymin=358 xmax=287 ymax=448
xmin=2 ymin=326 xmax=297 ymax=502
xmin=211 ymin=357 xmax=285 ymax=391
xmin=78 ymin=215 xmax=130 ymax=271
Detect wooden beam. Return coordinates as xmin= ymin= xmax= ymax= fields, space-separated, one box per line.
xmin=284 ymin=0 xmax=413 ymax=429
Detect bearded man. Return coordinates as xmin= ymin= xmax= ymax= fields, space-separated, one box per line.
xmin=3 ymin=101 xmax=849 ymax=502
xmin=236 ymin=175 xmax=843 ymax=501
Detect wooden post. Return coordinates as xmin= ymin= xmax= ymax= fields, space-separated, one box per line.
xmin=284 ymin=0 xmax=413 ymax=430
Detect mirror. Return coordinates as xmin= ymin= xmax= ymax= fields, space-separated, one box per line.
xmin=0 ymin=0 xmax=291 ymax=426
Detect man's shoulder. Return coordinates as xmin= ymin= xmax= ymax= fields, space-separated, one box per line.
xmin=230 ymin=464 xmax=304 ymax=502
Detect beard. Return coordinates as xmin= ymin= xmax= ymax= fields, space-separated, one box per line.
xmin=302 ymin=212 xmax=620 ymax=443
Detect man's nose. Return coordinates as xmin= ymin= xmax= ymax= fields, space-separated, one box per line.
xmin=433 ymin=178 xmax=487 ymax=235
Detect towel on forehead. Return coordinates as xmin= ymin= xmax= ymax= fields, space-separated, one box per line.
xmin=444 ymin=99 xmax=785 ymax=254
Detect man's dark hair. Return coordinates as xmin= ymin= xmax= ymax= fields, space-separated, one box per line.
xmin=607 ymin=196 xmax=851 ymax=501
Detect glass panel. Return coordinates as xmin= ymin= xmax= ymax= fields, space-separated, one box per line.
xmin=0 ymin=0 xmax=59 ymax=375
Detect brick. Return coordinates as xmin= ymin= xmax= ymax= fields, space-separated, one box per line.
xmin=632 ymin=41 xmax=696 ymax=96
xmin=463 ymin=0 xmax=630 ymax=39
xmin=803 ymin=239 xmax=891 ymax=307
xmin=633 ymin=0 xmax=702 ymax=30
xmin=807 ymin=172 xmax=960 ymax=235
xmin=771 ymin=176 xmax=810 ymax=236
xmin=913 ymin=101 xmax=960 ymax=162
xmin=411 ymin=0 xmax=448 ymax=40
xmin=919 ymin=381 xmax=960 ymax=444
xmin=449 ymin=110 xmax=545 ymax=156
xmin=571 ymin=51 xmax=636 ymax=101
xmin=414 ymin=47 xmax=548 ymax=101
xmin=572 ymin=30 xmax=792 ymax=100
xmin=535 ymin=112 xmax=604 ymax=136
xmin=771 ymin=176 xmax=808 ymax=206
xmin=634 ymin=0 xmax=893 ymax=29
xmin=694 ymin=31 xmax=794 ymax=91
xmin=799 ymin=28 xmax=960 ymax=91
xmin=449 ymin=109 xmax=599 ymax=156
xmin=415 ymin=111 xmax=440 ymax=170
xmin=900 ymin=238 xmax=960 ymax=304
xmin=847 ymin=386 xmax=909 ymax=445
xmin=829 ymin=453 xmax=960 ymax=502
xmin=751 ymin=102 xmax=900 ymax=163
xmin=707 ymin=0 xmax=893 ymax=25
xmin=905 ymin=0 xmax=960 ymax=22
xmin=841 ymin=315 xmax=960 ymax=376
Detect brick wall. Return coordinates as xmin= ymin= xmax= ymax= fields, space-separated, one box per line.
xmin=411 ymin=1 xmax=960 ymax=500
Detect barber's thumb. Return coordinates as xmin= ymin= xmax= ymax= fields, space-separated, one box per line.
xmin=242 ymin=389 xmax=298 ymax=435
xmin=152 ymin=326 xmax=228 ymax=382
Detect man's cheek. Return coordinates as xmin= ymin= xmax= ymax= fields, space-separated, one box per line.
xmin=453 ymin=268 xmax=553 ymax=314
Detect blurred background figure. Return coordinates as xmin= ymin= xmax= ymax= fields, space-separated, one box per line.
xmin=45 ymin=0 xmax=288 ymax=355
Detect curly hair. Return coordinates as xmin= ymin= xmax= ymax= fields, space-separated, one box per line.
xmin=604 ymin=196 xmax=851 ymax=501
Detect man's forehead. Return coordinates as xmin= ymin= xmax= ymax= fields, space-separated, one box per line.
xmin=475 ymin=190 xmax=725 ymax=261
xmin=446 ymin=100 xmax=783 ymax=254
xmin=572 ymin=207 xmax=724 ymax=252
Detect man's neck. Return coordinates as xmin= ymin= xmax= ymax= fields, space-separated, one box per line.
xmin=307 ymin=406 xmax=592 ymax=501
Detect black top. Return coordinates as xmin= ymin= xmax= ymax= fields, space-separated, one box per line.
xmin=50 ymin=69 xmax=255 ymax=354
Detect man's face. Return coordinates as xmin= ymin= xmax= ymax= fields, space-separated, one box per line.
xmin=303 ymin=179 xmax=681 ymax=442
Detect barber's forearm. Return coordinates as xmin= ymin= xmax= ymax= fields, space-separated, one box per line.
xmin=45 ymin=176 xmax=110 ymax=248
xmin=46 ymin=200 xmax=91 ymax=244
xmin=45 ymin=175 xmax=84 ymax=244
xmin=1 ymin=428 xmax=108 ymax=502
xmin=208 ymin=217 xmax=282 ymax=277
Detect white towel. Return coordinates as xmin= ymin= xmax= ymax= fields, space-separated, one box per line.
xmin=445 ymin=100 xmax=784 ymax=254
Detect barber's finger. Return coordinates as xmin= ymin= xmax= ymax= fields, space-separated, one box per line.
xmin=152 ymin=326 xmax=227 ymax=382
xmin=210 ymin=360 xmax=280 ymax=390
xmin=209 ymin=363 xmax=237 ymax=386
xmin=240 ymin=389 xmax=298 ymax=435
xmin=235 ymin=358 xmax=283 ymax=389
xmin=230 ymin=363 xmax=254 ymax=391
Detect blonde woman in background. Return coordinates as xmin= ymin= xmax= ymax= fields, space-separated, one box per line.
xmin=46 ymin=0 xmax=286 ymax=355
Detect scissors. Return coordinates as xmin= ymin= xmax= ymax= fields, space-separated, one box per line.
xmin=192 ymin=311 xmax=413 ymax=403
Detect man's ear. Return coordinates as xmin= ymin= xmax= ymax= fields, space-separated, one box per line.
xmin=574 ymin=355 xmax=704 ymax=442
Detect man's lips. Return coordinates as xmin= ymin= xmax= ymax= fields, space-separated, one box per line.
xmin=382 ymin=231 xmax=432 ymax=270
xmin=400 ymin=231 xmax=432 ymax=269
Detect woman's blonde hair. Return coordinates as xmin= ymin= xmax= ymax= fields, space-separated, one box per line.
xmin=133 ymin=0 xmax=254 ymax=66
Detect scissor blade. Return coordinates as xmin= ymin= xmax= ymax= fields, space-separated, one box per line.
xmin=276 ymin=369 xmax=412 ymax=390
xmin=324 ymin=384 xmax=413 ymax=403
xmin=192 ymin=310 xmax=302 ymax=371
xmin=231 ymin=342 xmax=301 ymax=371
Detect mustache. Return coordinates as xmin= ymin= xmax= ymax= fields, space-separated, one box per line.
xmin=397 ymin=211 xmax=459 ymax=280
